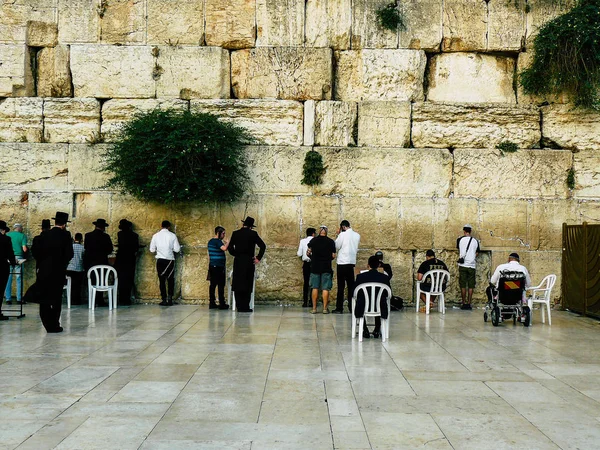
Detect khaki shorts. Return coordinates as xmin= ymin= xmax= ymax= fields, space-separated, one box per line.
xmin=310 ymin=272 xmax=333 ymax=291
xmin=459 ymin=266 xmax=476 ymax=289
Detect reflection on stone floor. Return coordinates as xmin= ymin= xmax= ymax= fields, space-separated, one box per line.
xmin=1 ymin=304 xmax=599 ymax=449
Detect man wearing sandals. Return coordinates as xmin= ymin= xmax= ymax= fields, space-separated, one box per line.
xmin=306 ymin=225 xmax=336 ymax=314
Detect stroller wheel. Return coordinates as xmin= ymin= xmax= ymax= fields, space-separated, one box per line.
xmin=491 ymin=306 xmax=500 ymax=326
xmin=484 ymin=312 xmax=488 ymax=322
xmin=523 ymin=306 xmax=531 ymax=327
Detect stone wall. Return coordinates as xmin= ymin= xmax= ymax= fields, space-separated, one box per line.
xmin=1 ymin=0 xmax=599 ymax=306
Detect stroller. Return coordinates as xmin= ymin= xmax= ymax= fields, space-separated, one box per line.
xmin=484 ymin=271 xmax=531 ymax=327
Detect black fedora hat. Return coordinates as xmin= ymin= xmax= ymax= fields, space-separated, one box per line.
xmin=242 ymin=216 xmax=256 ymax=228
xmin=0 ymin=220 xmax=6 ymax=230
xmin=52 ymin=211 xmax=71 ymax=223
xmin=93 ymin=218 xmax=109 ymax=228
xmin=41 ymin=219 xmax=51 ymax=229
xmin=118 ymin=218 xmax=131 ymax=230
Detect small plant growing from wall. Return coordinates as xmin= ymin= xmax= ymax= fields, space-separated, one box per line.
xmin=496 ymin=141 xmax=519 ymax=155
xmin=301 ymin=150 xmax=326 ymax=186
xmin=103 ymin=109 xmax=253 ymax=203
xmin=376 ymin=2 xmax=406 ymax=32
xmin=567 ymin=168 xmax=576 ymax=190
xmin=519 ymin=0 xmax=600 ymax=110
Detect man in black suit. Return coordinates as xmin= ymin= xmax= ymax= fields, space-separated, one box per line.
xmin=34 ymin=212 xmax=74 ymax=333
xmin=228 ymin=217 xmax=266 ymax=313
xmin=84 ymin=218 xmax=113 ymax=307
xmin=353 ymin=255 xmax=392 ymax=339
xmin=0 ymin=220 xmax=16 ymax=320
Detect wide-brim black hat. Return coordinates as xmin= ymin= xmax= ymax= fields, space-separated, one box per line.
xmin=242 ymin=216 xmax=256 ymax=228
xmin=118 ymin=218 xmax=131 ymax=230
xmin=93 ymin=218 xmax=109 ymax=228
xmin=0 ymin=220 xmax=6 ymax=230
xmin=52 ymin=211 xmax=71 ymax=223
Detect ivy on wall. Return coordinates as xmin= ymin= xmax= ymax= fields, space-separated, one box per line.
xmin=301 ymin=150 xmax=326 ymax=186
xmin=376 ymin=2 xmax=406 ymax=32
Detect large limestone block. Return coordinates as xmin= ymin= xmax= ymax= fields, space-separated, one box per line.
xmin=243 ymin=146 xmax=310 ymax=194
xmin=147 ymin=0 xmax=204 ymax=45
xmin=0 ymin=0 xmax=56 ymax=43
xmin=340 ymin=197 xmax=400 ymax=249
xmin=37 ymin=45 xmax=72 ymax=97
xmin=68 ymin=144 xmax=110 ymax=190
xmin=412 ymin=103 xmax=541 ymax=149
xmin=100 ymin=0 xmax=146 ymax=44
xmin=442 ymin=0 xmax=487 ymax=51
xmin=427 ymin=53 xmax=517 ymax=104
xmin=314 ymin=101 xmax=357 ymax=147
xmin=156 ymin=46 xmax=230 ymax=99
xmin=101 ymin=99 xmax=188 ymax=141
xmin=216 ymin=198 xmax=262 ymax=238
xmin=70 ymin=45 xmax=155 ymax=98
xmin=487 ymin=0 xmax=525 ymax=51
xmin=300 ymin=196 xmax=341 ymax=232
xmin=525 ymin=250 xmax=562 ymax=303
xmin=516 ymin=52 xmax=570 ymax=106
xmin=305 ymin=0 xmax=351 ymax=50
xmin=254 ymin=249 xmax=304 ymax=301
xmin=380 ymin=250 xmax=414 ymax=303
xmin=231 ymin=48 xmax=333 ymax=101
xmin=110 ymin=195 xmax=174 ymax=243
xmin=28 ymin=192 xmax=73 ymax=240
xmin=261 ymin=196 xmax=301 ymax=248
xmin=400 ymin=198 xmax=434 ymax=249
xmin=479 ymin=199 xmax=529 ymax=249
xmin=205 ymin=0 xmax=256 ymax=49
xmin=357 ymin=101 xmax=410 ymax=147
xmin=135 ymin=251 xmax=165 ymax=299
xmin=70 ymin=192 xmax=111 ymax=237
xmin=0 ymin=98 xmax=43 ymax=143
xmin=573 ymin=151 xmax=600 ymax=198
xmin=180 ymin=250 xmax=210 ymax=300
xmin=0 ymin=191 xmax=28 ymax=232
xmin=351 ymin=0 xmax=398 ymax=48
xmin=170 ymin=202 xmax=217 ymax=248
xmin=530 ymin=200 xmax=578 ymax=250
xmin=454 ymin=149 xmax=572 ymax=199
xmin=190 ymin=100 xmax=304 ymax=146
xmin=26 ymin=20 xmax=58 ymax=47
xmin=318 ymin=148 xmax=452 ymax=197
xmin=433 ymin=198 xmax=479 ymax=250
xmin=0 ymin=44 xmax=32 ymax=97
xmin=399 ymin=0 xmax=443 ymax=51
xmin=57 ymin=0 xmax=99 ymax=43
xmin=256 ymin=0 xmax=304 ymax=46
xmin=335 ymin=50 xmax=426 ymax=102
xmin=0 ymin=143 xmax=68 ymax=190
xmin=541 ymin=105 xmax=600 ymax=150
xmin=526 ymin=0 xmax=576 ymax=46
xmin=43 ymin=98 xmax=101 ymax=144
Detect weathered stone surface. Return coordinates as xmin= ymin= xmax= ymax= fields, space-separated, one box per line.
xmin=399 ymin=0 xmax=443 ymax=51
xmin=100 ymin=0 xmax=146 ymax=44
xmin=261 ymin=196 xmax=301 ymax=248
xmin=442 ymin=0 xmax=487 ymax=51
xmin=147 ymin=0 xmax=204 ymax=45
xmin=180 ymin=250 xmax=210 ymax=300
xmin=314 ymin=101 xmax=357 ymax=147
xmin=101 ymin=99 xmax=188 ymax=141
xmin=541 ymin=105 xmax=600 ymax=150
xmin=412 ymin=103 xmax=541 ymax=149
xmin=57 ymin=0 xmax=99 ymax=43
xmin=530 ymin=200 xmax=578 ymax=250
xmin=37 ymin=45 xmax=72 ymax=97
xmin=70 ymin=192 xmax=111 ymax=238
xmin=43 ymin=98 xmax=101 ymax=144
xmin=335 ymin=50 xmax=426 ymax=102
xmin=479 ymin=199 xmax=529 ymax=249
xmin=216 ymin=197 xmax=262 ymax=238
xmin=400 ymin=198 xmax=434 ymax=250
xmin=0 ymin=191 xmax=28 ymax=232
xmin=205 ymin=0 xmax=256 ymax=49
xmin=170 ymin=202 xmax=217 ymax=249
xmin=454 ymin=149 xmax=572 ymax=199
xmin=433 ymin=198 xmax=479 ymax=250
xmin=156 ymin=46 xmax=230 ymax=99
xmin=0 ymin=98 xmax=43 ymax=142
xmin=243 ymin=146 xmax=310 ymax=194
xmin=378 ymin=250 xmax=414 ymax=303
xmin=525 ymin=250 xmax=562 ymax=303
xmin=68 ymin=144 xmax=110 ymax=190
xmin=427 ymin=53 xmax=517 ymax=103
xmin=0 ymin=143 xmax=67 ymax=190
xmin=254 ymin=248 xmax=304 ymax=301
xmin=135 ymin=251 xmax=165 ymax=299
xmin=300 ymin=196 xmax=341 ymax=233
xmin=340 ymin=197 xmax=400 ymax=249
xmin=305 ymin=0 xmax=351 ymax=50
xmin=487 ymin=0 xmax=525 ymax=51
xmin=110 ymin=195 xmax=174 ymax=243
xmin=231 ymin=48 xmax=333 ymax=100
xmin=576 ymin=200 xmax=600 ymax=223
xmin=573 ymin=151 xmax=600 ymax=198
xmin=70 ymin=45 xmax=155 ymax=98
xmin=191 ymin=100 xmax=304 ymax=146
xmin=526 ymin=0 xmax=576 ymax=46
xmin=256 ymin=0 xmax=304 ymax=46
xmin=0 ymin=0 xmax=56 ymax=43
xmin=27 ymin=192 xmax=73 ymax=241
xmin=318 ymin=148 xmax=452 ymax=197
xmin=351 ymin=0 xmax=398 ymax=48
xmin=303 ymin=100 xmax=316 ymax=146
xmin=516 ymin=52 xmax=570 ymax=106
xmin=357 ymin=101 xmax=410 ymax=147
xmin=0 ymin=44 xmax=32 ymax=97
xmin=26 ymin=20 xmax=57 ymax=47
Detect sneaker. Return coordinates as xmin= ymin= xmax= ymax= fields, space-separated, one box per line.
xmin=323 ymin=308 xmax=330 ymax=314
xmin=331 ymin=309 xmax=343 ymax=314
xmin=5 ymin=300 xmax=12 ymax=305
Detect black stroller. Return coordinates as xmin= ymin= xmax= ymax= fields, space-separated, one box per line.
xmin=484 ymin=271 xmax=531 ymax=327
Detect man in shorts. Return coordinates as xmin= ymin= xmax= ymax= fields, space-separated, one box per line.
xmin=307 ymin=225 xmax=336 ymax=314
xmin=457 ymin=224 xmax=480 ymax=310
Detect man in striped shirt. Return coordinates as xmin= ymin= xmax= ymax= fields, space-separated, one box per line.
xmin=207 ymin=226 xmax=229 ymax=310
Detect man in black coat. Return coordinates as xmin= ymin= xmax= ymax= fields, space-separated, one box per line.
xmin=228 ymin=217 xmax=266 ymax=312
xmin=35 ymin=212 xmax=74 ymax=333
xmin=0 ymin=220 xmax=16 ymax=320
xmin=353 ymin=255 xmax=392 ymax=339
xmin=115 ymin=219 xmax=141 ymax=306
xmin=84 ymin=218 xmax=113 ymax=306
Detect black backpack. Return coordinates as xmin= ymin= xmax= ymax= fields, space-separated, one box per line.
xmin=390 ymin=296 xmax=404 ymax=311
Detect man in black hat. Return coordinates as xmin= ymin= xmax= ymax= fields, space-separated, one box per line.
xmin=31 ymin=219 xmax=51 ymax=267
xmin=0 ymin=220 xmax=16 ymax=320
xmin=115 ymin=219 xmax=141 ymax=306
xmin=35 ymin=212 xmax=73 ymax=332
xmin=228 ymin=217 xmax=266 ymax=312
xmin=84 ymin=218 xmax=113 ymax=307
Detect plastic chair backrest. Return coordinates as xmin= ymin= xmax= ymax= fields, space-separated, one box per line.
xmin=498 ymin=270 xmax=526 ymax=305
xmin=421 ymin=269 xmax=450 ymax=293
xmin=355 ymin=282 xmax=392 ymax=315
xmin=536 ymin=274 xmax=557 ymax=300
xmin=87 ymin=265 xmax=117 ymax=287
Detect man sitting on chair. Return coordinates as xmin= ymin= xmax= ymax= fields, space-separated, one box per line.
xmin=417 ymin=250 xmax=448 ymax=305
xmin=353 ymin=255 xmax=391 ymax=339
xmin=490 ymin=253 xmax=532 ymax=300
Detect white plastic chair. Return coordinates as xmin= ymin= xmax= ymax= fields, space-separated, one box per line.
xmin=228 ymin=269 xmax=256 ymax=311
xmin=64 ymin=275 xmax=72 ymax=309
xmin=351 ymin=282 xmax=392 ymax=343
xmin=87 ymin=265 xmax=118 ymax=310
xmin=527 ymin=274 xmax=557 ymax=325
xmin=416 ymin=269 xmax=450 ymax=315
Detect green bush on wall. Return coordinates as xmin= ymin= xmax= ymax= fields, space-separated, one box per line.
xmin=376 ymin=2 xmax=406 ymax=32
xmin=520 ymin=0 xmax=600 ymax=110
xmin=103 ymin=109 xmax=253 ymax=203
xmin=301 ymin=150 xmax=326 ymax=186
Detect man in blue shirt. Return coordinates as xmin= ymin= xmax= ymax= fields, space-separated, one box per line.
xmin=4 ymin=223 xmax=28 ymax=305
xmin=208 ymin=226 xmax=229 ymax=310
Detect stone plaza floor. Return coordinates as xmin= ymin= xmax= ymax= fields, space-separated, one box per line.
xmin=0 ymin=304 xmax=599 ymax=449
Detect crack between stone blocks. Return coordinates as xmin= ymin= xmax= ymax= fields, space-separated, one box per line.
xmin=485 ymin=0 xmax=490 ymax=51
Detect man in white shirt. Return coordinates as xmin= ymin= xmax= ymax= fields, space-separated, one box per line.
xmin=149 ymin=220 xmax=181 ymax=306
xmin=333 ymin=220 xmax=361 ymax=314
xmin=297 ymin=227 xmax=316 ymax=307
xmin=457 ymin=224 xmax=480 ymax=310
xmin=490 ymin=252 xmax=532 ymax=296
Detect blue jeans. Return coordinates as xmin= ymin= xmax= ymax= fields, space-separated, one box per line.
xmin=4 ymin=264 xmax=22 ymax=301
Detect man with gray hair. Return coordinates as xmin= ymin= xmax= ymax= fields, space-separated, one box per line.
xmin=4 ymin=223 xmax=28 ymax=305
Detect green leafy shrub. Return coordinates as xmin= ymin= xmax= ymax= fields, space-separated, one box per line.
xmin=301 ymin=150 xmax=326 ymax=186
xmin=376 ymin=2 xmax=405 ymax=32
xmin=519 ymin=0 xmax=600 ymax=109
xmin=496 ymin=141 xmax=519 ymax=154
xmin=567 ymin=168 xmax=576 ymax=189
xmin=103 ymin=109 xmax=253 ymax=203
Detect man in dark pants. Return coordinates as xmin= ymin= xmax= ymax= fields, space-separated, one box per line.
xmin=150 ymin=220 xmax=181 ymax=306
xmin=84 ymin=218 xmax=113 ymax=307
xmin=0 ymin=220 xmax=16 ymax=320
xmin=115 ymin=219 xmax=141 ymax=306
xmin=35 ymin=212 xmax=73 ymax=333
xmin=354 ymin=255 xmax=392 ymax=339
xmin=207 ymin=226 xmax=229 ymax=309
xmin=297 ymin=227 xmax=316 ymax=307
xmin=228 ymin=217 xmax=266 ymax=313
xmin=333 ymin=220 xmax=361 ymax=314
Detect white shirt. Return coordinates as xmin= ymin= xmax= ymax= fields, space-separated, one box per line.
xmin=457 ymin=235 xmax=480 ymax=269
xmin=490 ymin=260 xmax=532 ymax=289
xmin=297 ymin=236 xmax=313 ymax=262
xmin=335 ymin=228 xmax=360 ymax=265
xmin=150 ymin=228 xmax=181 ymax=260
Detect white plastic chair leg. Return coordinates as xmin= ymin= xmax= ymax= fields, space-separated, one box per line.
xmin=440 ymin=294 xmax=445 ymax=314
xmin=546 ymin=303 xmax=551 ymax=325
xmin=425 ymin=294 xmax=430 ymax=315
xmin=381 ymin=319 xmax=387 ymax=343
xmin=351 ymin=314 xmax=356 ymax=339
xmin=358 ymin=317 xmax=364 ymax=342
